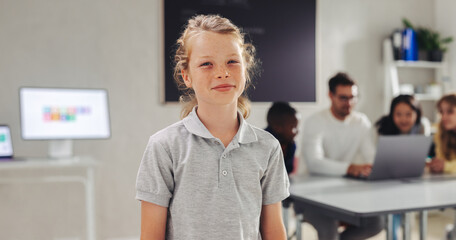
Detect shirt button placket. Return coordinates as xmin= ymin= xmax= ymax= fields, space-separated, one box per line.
xmin=221 ymin=153 xmax=227 ymax=177
xmin=220 ymin=151 xmax=232 ymax=188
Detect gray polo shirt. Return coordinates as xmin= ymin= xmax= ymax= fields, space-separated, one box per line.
xmin=136 ymin=108 xmax=290 ymax=240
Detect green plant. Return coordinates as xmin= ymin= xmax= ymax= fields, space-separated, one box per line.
xmin=402 ymin=18 xmax=453 ymax=52
xmin=417 ymin=28 xmax=453 ymax=52
xmin=402 ymin=18 xmax=414 ymax=29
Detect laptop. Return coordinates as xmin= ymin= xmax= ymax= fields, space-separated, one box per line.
xmin=350 ymin=135 xmax=432 ymax=181
xmin=0 ymin=125 xmax=15 ymax=160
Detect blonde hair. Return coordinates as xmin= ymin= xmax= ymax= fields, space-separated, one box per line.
xmin=437 ymin=93 xmax=456 ymax=160
xmin=173 ymin=14 xmax=258 ymax=119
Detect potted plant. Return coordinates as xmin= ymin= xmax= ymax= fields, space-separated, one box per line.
xmin=417 ymin=28 xmax=453 ymax=61
xmin=403 ymin=18 xmax=453 ymax=62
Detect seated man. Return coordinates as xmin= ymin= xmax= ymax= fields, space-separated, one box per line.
xmin=265 ymin=102 xmax=299 ymax=174
xmin=300 ymin=72 xmax=384 ymax=240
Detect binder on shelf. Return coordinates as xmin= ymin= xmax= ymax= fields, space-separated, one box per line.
xmin=402 ymin=28 xmax=418 ymax=61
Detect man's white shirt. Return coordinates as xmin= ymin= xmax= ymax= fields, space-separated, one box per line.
xmin=301 ymin=109 xmax=375 ymax=176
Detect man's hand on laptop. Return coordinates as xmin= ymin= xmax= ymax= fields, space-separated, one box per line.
xmin=347 ymin=164 xmax=372 ymax=177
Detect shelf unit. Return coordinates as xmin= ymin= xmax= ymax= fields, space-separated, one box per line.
xmin=383 ymin=38 xmax=452 ymax=122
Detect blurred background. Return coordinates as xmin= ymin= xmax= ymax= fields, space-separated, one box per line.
xmin=0 ymin=0 xmax=455 ymax=239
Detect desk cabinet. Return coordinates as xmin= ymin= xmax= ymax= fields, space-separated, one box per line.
xmin=0 ymin=157 xmax=97 ymax=240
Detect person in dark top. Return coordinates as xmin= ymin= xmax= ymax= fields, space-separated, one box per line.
xmin=265 ymin=102 xmax=299 ymax=174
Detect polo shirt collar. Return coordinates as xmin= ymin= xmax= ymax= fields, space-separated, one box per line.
xmin=182 ymin=107 xmax=214 ymax=139
xmin=238 ymin=115 xmax=257 ymax=144
xmin=183 ymin=106 xmax=257 ymax=144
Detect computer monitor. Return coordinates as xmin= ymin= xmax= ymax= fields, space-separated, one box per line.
xmin=19 ymin=87 xmax=111 ymax=158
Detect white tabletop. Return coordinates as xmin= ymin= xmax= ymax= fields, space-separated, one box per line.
xmin=290 ymin=174 xmax=456 ymax=217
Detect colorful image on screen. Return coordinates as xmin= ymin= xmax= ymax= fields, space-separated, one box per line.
xmin=20 ymin=88 xmax=110 ymax=140
xmin=43 ymin=106 xmax=91 ymax=122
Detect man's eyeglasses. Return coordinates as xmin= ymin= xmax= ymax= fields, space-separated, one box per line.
xmin=335 ymin=95 xmax=358 ymax=102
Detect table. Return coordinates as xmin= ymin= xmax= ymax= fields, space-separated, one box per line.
xmin=0 ymin=156 xmax=98 ymax=240
xmin=289 ymin=174 xmax=456 ymax=240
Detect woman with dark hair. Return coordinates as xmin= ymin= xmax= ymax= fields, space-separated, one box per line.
xmin=376 ymin=95 xmax=430 ymax=135
xmin=375 ymin=94 xmax=430 ymax=240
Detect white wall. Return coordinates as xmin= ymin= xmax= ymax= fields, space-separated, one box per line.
xmin=0 ymin=0 xmax=443 ymax=239
xmin=317 ymin=0 xmax=436 ymax=120
xmin=436 ymin=0 xmax=456 ymax=92
xmin=0 ymin=0 xmax=179 ymax=239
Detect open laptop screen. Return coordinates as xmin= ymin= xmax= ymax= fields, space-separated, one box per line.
xmin=368 ymin=135 xmax=432 ymax=180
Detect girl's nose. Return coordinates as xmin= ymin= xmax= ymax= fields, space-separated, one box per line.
xmin=216 ymin=67 xmax=230 ymax=79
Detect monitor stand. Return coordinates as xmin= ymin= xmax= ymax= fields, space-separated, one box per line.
xmin=48 ymin=140 xmax=73 ymax=158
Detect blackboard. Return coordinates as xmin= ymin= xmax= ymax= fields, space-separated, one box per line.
xmin=164 ymin=0 xmax=316 ymax=102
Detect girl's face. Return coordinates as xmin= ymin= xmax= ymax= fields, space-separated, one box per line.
xmin=439 ymin=101 xmax=456 ymax=131
xmin=392 ymin=102 xmax=417 ymax=134
xmin=182 ymin=31 xmax=246 ymax=108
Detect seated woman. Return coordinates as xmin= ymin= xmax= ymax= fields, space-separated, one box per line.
xmin=429 ymin=93 xmax=456 ymax=174
xmin=376 ymin=94 xmax=430 ymax=136
xmin=375 ymin=94 xmax=429 ymax=240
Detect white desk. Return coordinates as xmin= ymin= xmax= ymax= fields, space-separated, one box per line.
xmin=290 ymin=174 xmax=456 ymax=240
xmin=0 ymin=156 xmax=98 ymax=240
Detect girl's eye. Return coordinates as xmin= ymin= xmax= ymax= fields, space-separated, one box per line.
xmin=200 ymin=62 xmax=212 ymax=67
xmin=228 ymin=60 xmax=239 ymax=64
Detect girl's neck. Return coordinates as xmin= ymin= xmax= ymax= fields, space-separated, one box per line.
xmin=196 ymin=102 xmax=239 ymax=147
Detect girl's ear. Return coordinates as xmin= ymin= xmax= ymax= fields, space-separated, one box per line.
xmin=182 ymin=69 xmax=192 ymax=88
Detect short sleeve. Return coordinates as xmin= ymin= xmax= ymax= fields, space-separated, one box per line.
xmin=135 ymin=137 xmax=174 ymax=207
xmin=261 ymin=143 xmax=290 ymax=205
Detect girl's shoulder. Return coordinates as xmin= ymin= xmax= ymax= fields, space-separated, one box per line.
xmin=148 ymin=120 xmax=187 ymax=146
xmin=245 ymin=122 xmax=281 ymax=148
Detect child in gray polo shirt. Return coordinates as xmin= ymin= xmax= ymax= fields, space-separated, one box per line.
xmin=136 ymin=14 xmax=290 ymax=240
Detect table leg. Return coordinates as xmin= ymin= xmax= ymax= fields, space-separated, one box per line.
xmin=451 ymin=209 xmax=456 ymax=240
xmin=296 ymin=213 xmax=303 ymax=240
xmin=387 ymin=214 xmax=394 ymax=240
xmin=403 ymin=213 xmax=411 ymax=240
xmin=420 ymin=211 xmax=427 ymax=240
xmin=86 ymin=167 xmax=96 ymax=240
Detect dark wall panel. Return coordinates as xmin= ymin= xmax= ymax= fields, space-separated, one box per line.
xmin=164 ymin=0 xmax=316 ymax=102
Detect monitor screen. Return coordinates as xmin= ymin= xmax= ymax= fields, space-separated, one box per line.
xmin=20 ymin=88 xmax=111 ymax=140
